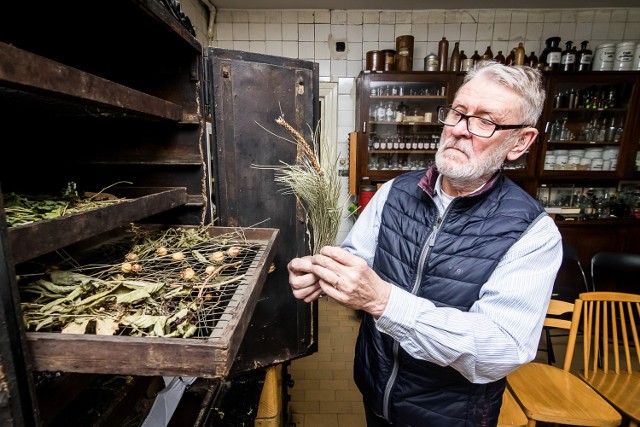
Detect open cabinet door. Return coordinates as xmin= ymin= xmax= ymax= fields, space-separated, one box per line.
xmin=207 ymin=48 xmax=319 ymax=373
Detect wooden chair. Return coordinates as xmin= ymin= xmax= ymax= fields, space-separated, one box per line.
xmin=578 ymin=291 xmax=640 ymax=427
xmin=498 ymin=388 xmax=527 ymax=427
xmin=542 ymin=242 xmax=591 ymax=364
xmin=507 ymin=299 xmax=622 ymax=427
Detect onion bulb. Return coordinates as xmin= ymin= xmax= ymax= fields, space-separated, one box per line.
xmin=210 ymin=251 xmax=225 ymax=263
xmin=180 ymin=267 xmax=196 ymax=281
xmin=156 ymin=247 xmax=168 ymax=256
xmin=205 ymin=265 xmax=216 ymax=275
xmin=226 ymin=246 xmax=242 ymax=258
xmin=121 ymin=262 xmax=133 ymax=273
xmin=172 ymin=251 xmax=185 ymax=262
xmin=131 ymin=263 xmax=143 ymax=274
xmin=125 ymin=253 xmax=139 ymax=262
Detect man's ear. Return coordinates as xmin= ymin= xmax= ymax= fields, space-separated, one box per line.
xmin=506 ymin=128 xmax=538 ymax=161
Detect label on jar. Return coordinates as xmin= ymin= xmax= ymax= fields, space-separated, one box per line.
xmin=547 ymin=52 xmax=561 ymax=64
xmin=425 ymin=55 xmax=439 ymax=71
xmin=579 ymin=54 xmax=593 ymax=64
xmin=398 ymin=47 xmax=410 ymax=57
xmin=561 ymin=53 xmax=576 ymax=64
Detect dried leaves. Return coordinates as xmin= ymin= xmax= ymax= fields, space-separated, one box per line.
xmin=19 ymin=226 xmax=259 ymax=339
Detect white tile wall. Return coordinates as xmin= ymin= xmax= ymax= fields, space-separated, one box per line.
xmin=209 ymin=7 xmax=640 ymax=242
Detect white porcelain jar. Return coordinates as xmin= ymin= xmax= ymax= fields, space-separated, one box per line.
xmin=614 ymin=41 xmax=636 ymax=71
xmin=592 ymin=43 xmax=616 ymax=71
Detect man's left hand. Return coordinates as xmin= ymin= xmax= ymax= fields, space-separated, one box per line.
xmin=311 ymin=246 xmax=391 ymax=318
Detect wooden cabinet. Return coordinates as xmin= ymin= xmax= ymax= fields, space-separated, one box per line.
xmin=355 ymin=70 xmax=640 ymax=196
xmin=353 ymin=70 xmax=640 ymax=283
xmin=355 ymin=71 xmax=457 ymax=184
xmin=0 ymin=2 xmax=317 ymax=425
xmin=536 ymin=72 xmax=640 ymax=222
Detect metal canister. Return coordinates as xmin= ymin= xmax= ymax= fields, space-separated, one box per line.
xmin=382 ymin=49 xmax=396 ymax=71
xmin=395 ymin=35 xmax=414 ymax=71
xmin=366 ymin=50 xmax=385 ymax=71
xmin=424 ymin=53 xmax=439 ymax=71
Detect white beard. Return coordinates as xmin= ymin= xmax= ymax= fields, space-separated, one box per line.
xmin=435 ymin=133 xmax=514 ymax=187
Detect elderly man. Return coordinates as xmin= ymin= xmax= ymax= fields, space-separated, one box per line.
xmin=288 ymin=61 xmax=562 ymax=426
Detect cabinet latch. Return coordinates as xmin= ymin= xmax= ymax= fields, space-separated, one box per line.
xmin=362 ymin=121 xmax=367 ymax=133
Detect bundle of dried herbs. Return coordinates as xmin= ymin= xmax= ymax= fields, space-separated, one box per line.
xmin=19 ymin=225 xmax=261 ymax=339
xmin=254 ymin=116 xmax=345 ymax=254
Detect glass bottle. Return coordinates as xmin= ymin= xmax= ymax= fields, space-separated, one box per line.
xmin=561 ymin=41 xmax=576 ymax=72
xmin=482 ymin=46 xmax=494 ymax=61
xmin=506 ymin=49 xmax=516 ymax=66
xmin=527 ymin=51 xmax=539 ymax=68
xmin=471 ymin=50 xmax=481 ymax=64
xmin=494 ymin=51 xmax=506 ymax=64
xmin=540 ymin=37 xmax=562 ymax=71
xmin=449 ymin=41 xmax=461 ymax=72
xmin=577 ymin=41 xmax=593 ymax=71
xmin=514 ymin=43 xmax=526 ymax=66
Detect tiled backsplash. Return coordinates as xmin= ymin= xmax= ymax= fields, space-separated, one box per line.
xmin=211 ymin=8 xmax=640 ymax=243
xmin=214 ymin=9 xmax=640 ymax=78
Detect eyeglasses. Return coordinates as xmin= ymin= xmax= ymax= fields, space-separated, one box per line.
xmin=437 ymin=106 xmax=531 ymax=138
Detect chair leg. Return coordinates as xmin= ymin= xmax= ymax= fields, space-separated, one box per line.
xmin=526 ymin=419 xmax=536 ymax=427
xmin=544 ymin=327 xmax=555 ymax=365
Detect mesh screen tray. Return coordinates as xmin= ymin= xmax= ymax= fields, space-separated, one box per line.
xmin=22 ymin=226 xmax=279 ymax=378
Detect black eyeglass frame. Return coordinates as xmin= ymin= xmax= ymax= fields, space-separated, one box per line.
xmin=437 ymin=106 xmax=532 ymax=138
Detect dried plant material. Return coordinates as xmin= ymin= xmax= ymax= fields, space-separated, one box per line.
xmin=3 ymin=181 xmax=132 ymax=227
xmin=18 ymin=225 xmax=265 ymax=339
xmin=254 ymin=115 xmax=346 ymax=254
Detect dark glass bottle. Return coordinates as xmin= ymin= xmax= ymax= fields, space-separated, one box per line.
xmin=438 ymin=37 xmax=449 ymax=71
xmin=471 ymin=50 xmax=481 ymax=63
xmin=494 ymin=50 xmax=506 ymax=64
xmin=561 ymin=41 xmax=576 ymax=71
xmin=526 ymin=51 xmax=539 ymax=68
xmin=482 ymin=46 xmax=494 ymax=61
xmin=540 ymin=36 xmax=562 ymax=71
xmin=449 ymin=41 xmax=461 ymax=72
xmin=506 ymin=49 xmax=516 ymax=66
xmin=577 ymin=41 xmax=593 ymax=71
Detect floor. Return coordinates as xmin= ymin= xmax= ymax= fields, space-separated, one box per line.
xmin=286 ymin=297 xmax=584 ymax=427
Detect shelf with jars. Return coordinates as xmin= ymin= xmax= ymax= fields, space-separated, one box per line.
xmin=538 ymin=72 xmax=639 ymax=182
xmin=355 ymin=70 xmax=640 ymax=219
xmin=355 ymin=70 xmax=542 ymax=190
xmin=356 ymin=71 xmax=457 ymax=184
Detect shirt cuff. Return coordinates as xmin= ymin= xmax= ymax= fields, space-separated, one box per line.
xmin=376 ymin=285 xmax=427 ymax=336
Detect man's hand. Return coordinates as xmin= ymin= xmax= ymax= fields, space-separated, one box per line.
xmin=288 ymin=255 xmax=324 ymax=302
xmin=311 ymin=246 xmax=391 ymax=317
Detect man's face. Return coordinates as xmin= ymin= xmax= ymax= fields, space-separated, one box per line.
xmin=435 ymin=76 xmax=523 ymax=184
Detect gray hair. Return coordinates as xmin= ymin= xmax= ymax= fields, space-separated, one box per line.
xmin=462 ymin=61 xmax=546 ymax=126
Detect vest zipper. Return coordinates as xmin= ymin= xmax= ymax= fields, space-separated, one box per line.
xmin=381 ymin=200 xmax=454 ymax=420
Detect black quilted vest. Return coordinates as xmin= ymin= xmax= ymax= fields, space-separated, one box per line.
xmin=354 ymin=168 xmax=546 ymax=427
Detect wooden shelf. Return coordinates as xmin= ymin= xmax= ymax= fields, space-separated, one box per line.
xmin=8 ymin=187 xmax=188 ymax=264
xmin=0 ymin=42 xmax=185 ymax=122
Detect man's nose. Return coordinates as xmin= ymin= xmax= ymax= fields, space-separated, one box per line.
xmin=451 ymin=117 xmax=471 ymax=137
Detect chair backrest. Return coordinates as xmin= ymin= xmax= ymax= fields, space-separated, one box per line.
xmin=544 ymin=298 xmax=584 ymax=371
xmin=553 ymin=242 xmax=591 ymax=302
xmin=579 ymin=291 xmax=640 ymax=377
xmin=591 ymin=251 xmax=640 ymax=293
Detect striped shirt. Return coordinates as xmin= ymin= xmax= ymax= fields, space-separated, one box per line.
xmin=342 ymin=177 xmax=562 ymax=384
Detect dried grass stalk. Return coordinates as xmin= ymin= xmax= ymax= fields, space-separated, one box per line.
xmin=255 ymin=116 xmax=344 ymax=255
